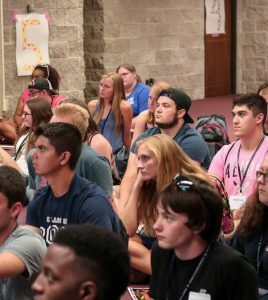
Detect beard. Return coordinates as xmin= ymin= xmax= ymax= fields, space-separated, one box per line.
xmin=155 ymin=112 xmax=179 ymax=129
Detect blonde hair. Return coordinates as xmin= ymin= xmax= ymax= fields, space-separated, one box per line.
xmin=146 ymin=81 xmax=171 ymax=125
xmin=136 ymin=134 xmax=212 ymax=235
xmin=53 ymin=103 xmax=89 ymax=140
xmin=94 ymin=73 xmax=125 ymax=136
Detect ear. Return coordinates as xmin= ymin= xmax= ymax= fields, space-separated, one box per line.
xmin=10 ymin=202 xmax=23 ymax=218
xmin=192 ymin=222 xmax=206 ymax=234
xmin=177 ymin=108 xmax=186 ymax=119
xmin=256 ymin=113 xmax=265 ymax=125
xmin=78 ymin=281 xmax=97 ymax=300
xmin=59 ymin=151 xmax=71 ymax=166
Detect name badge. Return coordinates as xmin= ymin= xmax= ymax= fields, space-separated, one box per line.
xmin=188 ymin=291 xmax=211 ymax=300
xmin=229 ymin=194 xmax=246 ymax=210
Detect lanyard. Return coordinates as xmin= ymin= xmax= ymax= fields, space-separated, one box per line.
xmin=166 ymin=244 xmax=211 ymax=300
xmin=257 ymin=234 xmax=264 ymax=275
xmin=237 ymin=136 xmax=264 ymax=193
xmin=100 ymin=108 xmax=111 ymax=134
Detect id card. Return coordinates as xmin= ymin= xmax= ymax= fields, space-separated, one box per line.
xmin=188 ymin=291 xmax=211 ymax=300
xmin=229 ymin=194 xmax=246 ymax=210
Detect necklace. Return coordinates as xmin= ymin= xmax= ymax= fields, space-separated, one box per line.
xmin=166 ymin=244 xmax=211 ymax=300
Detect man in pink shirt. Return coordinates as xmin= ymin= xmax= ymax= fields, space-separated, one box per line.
xmin=209 ymin=93 xmax=268 ymax=211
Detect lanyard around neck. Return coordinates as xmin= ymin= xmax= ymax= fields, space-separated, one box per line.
xmin=237 ymin=136 xmax=264 ymax=193
xmin=166 ymin=244 xmax=211 ymax=300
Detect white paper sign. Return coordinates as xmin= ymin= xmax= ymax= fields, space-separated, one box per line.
xmin=16 ymin=14 xmax=50 ymax=76
xmin=205 ymin=0 xmax=225 ymax=34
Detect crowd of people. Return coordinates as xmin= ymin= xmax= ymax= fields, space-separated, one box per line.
xmin=0 ymin=62 xmax=267 ymax=299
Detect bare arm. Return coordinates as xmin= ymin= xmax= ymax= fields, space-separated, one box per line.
xmin=120 ymin=101 xmax=133 ymax=148
xmin=14 ymin=93 xmax=25 ymax=126
xmin=0 ymin=148 xmax=23 ymax=174
xmin=119 ymin=171 xmax=144 ymax=236
xmin=88 ymin=99 xmax=98 ymax=116
xmin=0 ymin=252 xmax=26 ymax=278
xmin=131 ymin=112 xmax=148 ymax=146
xmin=90 ymin=134 xmax=113 ymax=165
xmin=117 ymin=152 xmax=138 ymax=213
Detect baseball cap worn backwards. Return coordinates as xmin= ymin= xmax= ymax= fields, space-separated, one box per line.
xmin=160 ymin=88 xmax=194 ymax=123
xmin=28 ymin=77 xmax=56 ymax=94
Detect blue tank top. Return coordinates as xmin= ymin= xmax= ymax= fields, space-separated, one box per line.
xmin=94 ymin=103 xmax=124 ymax=153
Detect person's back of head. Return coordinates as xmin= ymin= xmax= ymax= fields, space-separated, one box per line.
xmin=233 ymin=93 xmax=267 ymax=127
xmin=0 ymin=165 xmax=27 ymax=207
xmin=34 ymin=122 xmax=82 ymax=170
xmin=158 ymin=175 xmax=223 ymax=242
xmin=52 ymin=103 xmax=89 ymax=141
xmin=36 ymin=223 xmax=130 ymax=300
xmin=27 ymin=97 xmax=53 ymax=129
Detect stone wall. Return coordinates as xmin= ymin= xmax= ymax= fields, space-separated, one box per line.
xmin=3 ymin=0 xmax=85 ymax=115
xmin=236 ymin=0 xmax=268 ymax=94
xmin=84 ymin=0 xmax=205 ymax=102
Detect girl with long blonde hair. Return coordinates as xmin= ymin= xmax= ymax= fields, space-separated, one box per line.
xmin=120 ymin=134 xmax=212 ymax=275
xmin=88 ymin=73 xmax=132 ymax=152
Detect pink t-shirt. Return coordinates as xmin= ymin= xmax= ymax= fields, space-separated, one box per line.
xmin=209 ymin=137 xmax=268 ymax=198
xmin=22 ymin=89 xmax=65 ymax=107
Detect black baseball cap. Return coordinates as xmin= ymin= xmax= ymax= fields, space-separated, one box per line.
xmin=159 ymin=88 xmax=194 ymax=123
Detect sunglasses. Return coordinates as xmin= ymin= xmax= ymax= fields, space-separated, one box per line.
xmin=173 ymin=174 xmax=194 ymax=191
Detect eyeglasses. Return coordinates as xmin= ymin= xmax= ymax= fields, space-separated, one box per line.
xmin=256 ymin=171 xmax=268 ymax=182
xmin=22 ymin=111 xmax=31 ymax=117
xmin=173 ymin=174 xmax=194 ymax=191
xmin=29 ymin=89 xmax=40 ymax=97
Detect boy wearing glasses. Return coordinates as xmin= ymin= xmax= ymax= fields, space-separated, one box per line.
xmin=150 ymin=175 xmax=258 ymax=300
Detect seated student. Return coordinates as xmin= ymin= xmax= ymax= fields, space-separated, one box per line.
xmin=230 ymin=153 xmax=268 ymax=297
xmin=150 ymin=175 xmax=258 ymax=300
xmin=119 ymin=134 xmax=212 ymax=275
xmin=116 ymin=63 xmax=150 ymax=128
xmin=0 ymin=165 xmax=46 ymax=299
xmin=26 ymin=123 xmax=126 ymax=246
xmin=131 ymin=81 xmax=171 ymax=144
xmin=32 ymin=224 xmax=130 ymax=300
xmin=14 ymin=97 xmax=52 ymax=176
xmin=27 ymin=103 xmax=113 ymax=199
xmin=14 ymin=64 xmax=63 ymax=126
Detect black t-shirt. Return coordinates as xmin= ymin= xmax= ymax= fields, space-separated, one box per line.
xmin=149 ymin=241 xmax=258 ymax=300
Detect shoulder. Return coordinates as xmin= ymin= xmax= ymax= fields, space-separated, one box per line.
xmin=131 ymin=127 xmax=159 ymax=152
xmin=120 ymin=100 xmax=132 ymax=111
xmin=136 ymin=82 xmax=150 ymax=92
xmin=3 ymin=226 xmax=46 ymax=253
xmin=88 ymin=99 xmax=98 ymax=111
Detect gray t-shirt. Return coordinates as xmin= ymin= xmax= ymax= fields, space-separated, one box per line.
xmin=0 ymin=226 xmax=46 ymax=300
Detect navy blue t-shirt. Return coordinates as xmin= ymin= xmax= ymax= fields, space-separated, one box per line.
xmin=26 ymin=174 xmax=122 ymax=245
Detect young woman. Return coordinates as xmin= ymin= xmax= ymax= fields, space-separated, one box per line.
xmin=117 ymin=63 xmax=150 ymax=127
xmin=14 ymin=64 xmax=62 ymax=126
xmin=131 ymin=81 xmax=171 ymax=144
xmin=119 ymin=134 xmax=212 ymax=275
xmin=230 ymin=153 xmax=268 ymax=296
xmin=14 ymin=97 xmax=52 ymax=176
xmin=88 ymin=73 xmax=132 ymax=153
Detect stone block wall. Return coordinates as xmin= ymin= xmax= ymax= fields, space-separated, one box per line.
xmin=3 ymin=0 xmax=85 ymax=115
xmin=84 ymin=0 xmax=205 ymax=101
xmin=236 ymin=0 xmax=268 ymax=94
